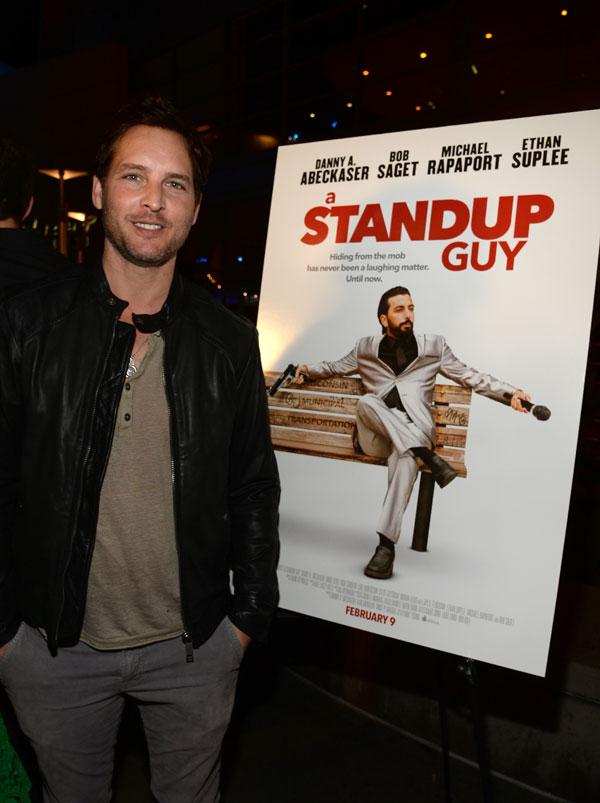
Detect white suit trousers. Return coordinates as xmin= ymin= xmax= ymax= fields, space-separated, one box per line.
xmin=356 ymin=394 xmax=430 ymax=542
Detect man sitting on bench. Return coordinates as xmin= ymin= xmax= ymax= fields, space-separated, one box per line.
xmin=292 ymin=286 xmax=530 ymax=580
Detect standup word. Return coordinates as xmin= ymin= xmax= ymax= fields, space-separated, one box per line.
xmin=301 ymin=193 xmax=555 ymax=271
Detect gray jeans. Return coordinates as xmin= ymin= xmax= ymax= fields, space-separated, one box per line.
xmin=0 ymin=618 xmax=244 ymax=803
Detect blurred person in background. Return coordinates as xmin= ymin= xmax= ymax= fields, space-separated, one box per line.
xmin=0 ymin=130 xmax=71 ymax=288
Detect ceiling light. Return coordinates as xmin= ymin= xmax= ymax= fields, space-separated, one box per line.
xmin=419 ymin=52 xmax=428 ymax=59
xmin=39 ymin=169 xmax=88 ymax=181
xmin=251 ymin=134 xmax=279 ymax=150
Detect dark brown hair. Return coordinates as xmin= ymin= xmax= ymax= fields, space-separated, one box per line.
xmin=94 ymin=96 xmax=211 ymax=200
xmin=377 ymin=286 xmax=412 ymax=328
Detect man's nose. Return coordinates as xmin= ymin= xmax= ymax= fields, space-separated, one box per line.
xmin=142 ymin=181 xmax=165 ymax=212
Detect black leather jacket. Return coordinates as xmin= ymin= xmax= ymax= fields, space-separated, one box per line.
xmin=0 ymin=265 xmax=280 ymax=653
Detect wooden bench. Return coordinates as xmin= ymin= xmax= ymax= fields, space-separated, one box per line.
xmin=265 ymin=371 xmax=472 ymax=551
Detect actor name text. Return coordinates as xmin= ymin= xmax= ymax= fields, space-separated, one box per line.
xmin=511 ymin=134 xmax=569 ymax=168
xmin=428 ymin=141 xmax=501 ymax=174
xmin=377 ymin=149 xmax=419 ymax=179
xmin=301 ymin=155 xmax=369 ymax=185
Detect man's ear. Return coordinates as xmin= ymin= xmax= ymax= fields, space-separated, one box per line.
xmin=91 ymin=176 xmax=103 ymax=211
xmin=22 ymin=196 xmax=34 ymax=222
xmin=379 ymin=314 xmax=388 ymax=331
xmin=192 ymin=194 xmax=202 ymax=226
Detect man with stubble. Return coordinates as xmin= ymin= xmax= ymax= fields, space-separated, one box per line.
xmin=0 ymin=98 xmax=280 ymax=802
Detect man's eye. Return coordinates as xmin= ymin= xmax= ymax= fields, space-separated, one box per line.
xmin=124 ymin=174 xmax=140 ymax=181
xmin=168 ymin=181 xmax=185 ymax=190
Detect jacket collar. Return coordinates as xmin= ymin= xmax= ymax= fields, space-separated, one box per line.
xmin=377 ymin=332 xmax=423 ymax=354
xmin=87 ymin=260 xmax=185 ymax=331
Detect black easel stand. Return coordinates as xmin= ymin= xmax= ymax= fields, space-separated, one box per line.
xmin=435 ymin=653 xmax=452 ymax=803
xmin=435 ymin=653 xmax=493 ymax=803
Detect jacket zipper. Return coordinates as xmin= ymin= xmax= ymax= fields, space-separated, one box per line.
xmin=53 ymin=316 xmax=126 ymax=650
xmin=162 ymin=342 xmax=193 ymax=662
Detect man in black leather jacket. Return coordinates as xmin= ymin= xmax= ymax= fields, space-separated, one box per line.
xmin=0 ymin=97 xmax=280 ymax=802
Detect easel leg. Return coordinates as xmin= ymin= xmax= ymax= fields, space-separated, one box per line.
xmin=458 ymin=659 xmax=494 ymax=803
xmin=435 ymin=654 xmax=494 ymax=802
xmin=435 ymin=652 xmax=452 ymax=803
xmin=411 ymin=473 xmax=435 ymax=551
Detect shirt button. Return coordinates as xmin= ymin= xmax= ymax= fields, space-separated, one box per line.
xmin=125 ymin=383 xmax=131 ymax=391
xmin=107 ymin=297 xmax=116 ymax=306
xmin=124 ymin=413 xmax=131 ymax=422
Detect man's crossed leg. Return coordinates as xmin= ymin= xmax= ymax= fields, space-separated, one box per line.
xmin=355 ymin=394 xmax=456 ymax=579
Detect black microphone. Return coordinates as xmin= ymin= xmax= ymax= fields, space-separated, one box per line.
xmin=503 ymin=393 xmax=551 ymax=421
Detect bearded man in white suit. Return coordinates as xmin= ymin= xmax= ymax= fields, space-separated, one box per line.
xmin=293 ymin=286 xmax=531 ymax=580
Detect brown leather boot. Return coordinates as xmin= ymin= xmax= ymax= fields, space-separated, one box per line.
xmin=411 ymin=447 xmax=457 ymax=488
xmin=364 ymin=545 xmax=394 ymax=579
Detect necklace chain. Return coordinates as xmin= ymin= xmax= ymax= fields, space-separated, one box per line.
xmin=126 ymin=336 xmax=150 ymax=379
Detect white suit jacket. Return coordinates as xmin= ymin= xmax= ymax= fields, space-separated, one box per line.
xmin=307 ymin=334 xmax=516 ymax=441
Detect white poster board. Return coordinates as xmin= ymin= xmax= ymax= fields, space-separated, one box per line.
xmin=257 ymin=110 xmax=600 ymax=676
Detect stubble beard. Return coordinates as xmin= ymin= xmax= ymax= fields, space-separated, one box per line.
xmin=102 ymin=208 xmax=182 ymax=269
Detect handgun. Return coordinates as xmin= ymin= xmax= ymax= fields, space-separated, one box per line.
xmin=269 ymin=364 xmax=302 ymax=396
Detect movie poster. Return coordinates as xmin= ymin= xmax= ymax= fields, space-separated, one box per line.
xmin=257 ymin=110 xmax=600 ymax=676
